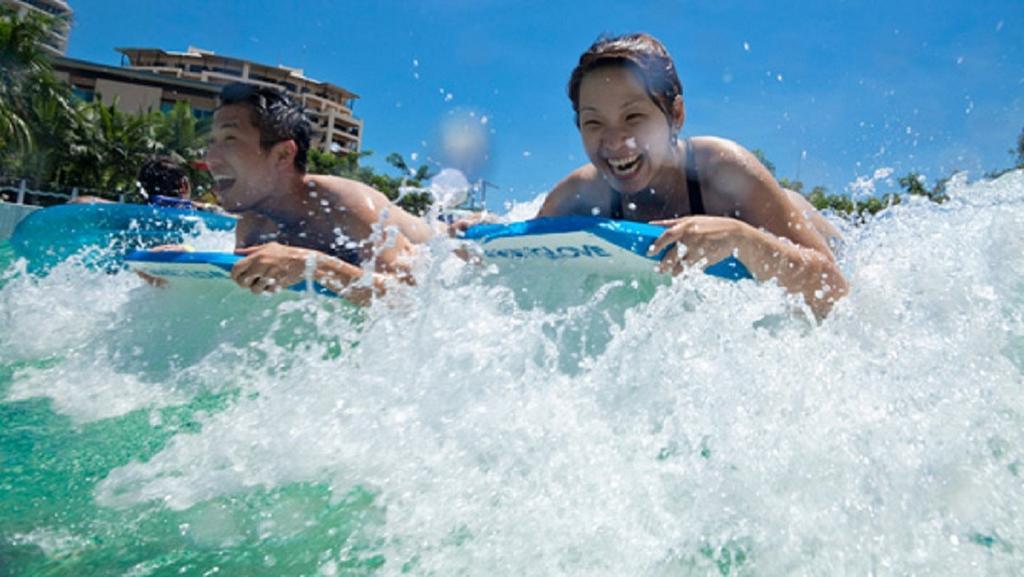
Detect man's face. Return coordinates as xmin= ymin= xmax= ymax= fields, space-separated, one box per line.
xmin=205 ymin=104 xmax=275 ymax=212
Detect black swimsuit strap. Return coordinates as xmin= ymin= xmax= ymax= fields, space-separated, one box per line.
xmin=610 ymin=198 xmax=623 ymax=220
xmin=684 ymin=138 xmax=705 ymax=216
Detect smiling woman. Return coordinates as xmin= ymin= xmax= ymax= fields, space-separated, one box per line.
xmin=538 ymin=33 xmax=847 ymax=318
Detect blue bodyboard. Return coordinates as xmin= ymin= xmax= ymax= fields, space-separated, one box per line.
xmin=463 ymin=216 xmax=752 ymax=281
xmin=125 ymin=250 xmax=338 ymax=297
xmin=10 ymin=203 xmax=236 ymax=272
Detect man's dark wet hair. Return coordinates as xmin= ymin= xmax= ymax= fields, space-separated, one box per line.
xmin=567 ymin=33 xmax=683 ymax=128
xmin=138 ymin=156 xmax=189 ymax=198
xmin=218 ymin=82 xmax=313 ymax=173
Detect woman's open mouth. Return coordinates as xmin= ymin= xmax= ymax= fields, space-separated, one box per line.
xmin=607 ymin=154 xmax=643 ymax=178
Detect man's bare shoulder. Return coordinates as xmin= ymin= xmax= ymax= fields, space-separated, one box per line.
xmin=306 ymin=174 xmax=381 ymax=204
xmin=305 ymin=174 xmax=433 ymax=243
xmin=306 ymin=174 xmax=402 ymax=220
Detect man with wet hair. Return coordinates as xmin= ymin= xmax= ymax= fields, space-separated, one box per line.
xmin=202 ymin=82 xmax=432 ymax=305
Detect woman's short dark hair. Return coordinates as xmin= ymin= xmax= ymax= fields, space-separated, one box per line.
xmin=567 ymin=33 xmax=683 ymax=127
xmin=218 ymin=82 xmax=312 ymax=172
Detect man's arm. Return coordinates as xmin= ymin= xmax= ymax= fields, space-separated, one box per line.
xmin=230 ymin=184 xmax=418 ymax=305
xmin=231 ymin=242 xmax=409 ymax=306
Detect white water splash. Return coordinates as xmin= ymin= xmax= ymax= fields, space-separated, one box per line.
xmin=3 ymin=171 xmax=1023 ymax=576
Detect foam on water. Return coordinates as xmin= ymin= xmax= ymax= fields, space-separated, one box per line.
xmin=2 ymin=172 xmax=1023 ymax=576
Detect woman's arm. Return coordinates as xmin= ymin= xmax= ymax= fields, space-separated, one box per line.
xmin=652 ymin=138 xmax=848 ymax=317
xmin=649 ymin=216 xmax=846 ymax=318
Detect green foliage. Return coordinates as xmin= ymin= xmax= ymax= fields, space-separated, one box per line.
xmin=16 ymin=80 xmax=75 ymax=185
xmin=5 ymin=97 xmax=160 ymax=199
xmin=150 ymin=101 xmax=212 ymax=199
xmin=65 ymin=100 xmax=160 ymax=196
xmin=308 ymin=148 xmax=435 ymax=216
xmin=307 ymin=147 xmax=366 ymax=177
xmin=898 ymin=171 xmax=948 ymax=203
xmin=4 ymin=61 xmax=439 ymax=212
xmin=778 ymin=177 xmax=803 ymax=193
xmin=1014 ymin=127 xmax=1024 ymax=169
xmin=154 ymin=101 xmax=207 ymax=161
xmin=0 ymin=7 xmax=212 ymax=201
xmin=805 ymin=183 xmax=901 ymax=219
xmin=898 ymin=171 xmax=928 ymax=196
xmin=801 ymin=171 xmax=956 ymax=220
xmin=750 ymin=148 xmax=776 ymax=176
xmin=752 ymin=129 xmax=1024 ymax=224
xmin=385 ymin=152 xmax=432 ymax=182
xmin=0 ymin=6 xmax=59 ymax=156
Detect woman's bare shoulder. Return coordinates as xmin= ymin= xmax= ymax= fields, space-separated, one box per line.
xmin=539 ymin=164 xmax=607 ymax=216
xmin=688 ymin=136 xmax=780 ymax=208
xmin=689 ymin=136 xmax=753 ymax=172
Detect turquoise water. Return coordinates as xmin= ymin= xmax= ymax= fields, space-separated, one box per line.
xmin=1 ymin=172 xmax=1023 ymax=576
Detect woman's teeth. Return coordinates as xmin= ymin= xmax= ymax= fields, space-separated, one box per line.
xmin=608 ymin=154 xmax=641 ymax=176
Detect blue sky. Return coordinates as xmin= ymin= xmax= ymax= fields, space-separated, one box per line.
xmin=66 ymin=0 xmax=1024 ymax=208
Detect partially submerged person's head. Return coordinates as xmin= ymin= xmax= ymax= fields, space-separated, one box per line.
xmin=138 ymin=155 xmax=190 ymax=199
xmin=215 ymin=82 xmax=312 ymax=173
xmin=568 ymin=33 xmax=683 ymax=128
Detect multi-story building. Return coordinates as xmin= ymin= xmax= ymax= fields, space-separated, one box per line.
xmin=1 ymin=0 xmax=72 ymax=55
xmin=118 ymin=47 xmax=363 ymax=155
xmin=52 ymin=56 xmax=221 ymax=119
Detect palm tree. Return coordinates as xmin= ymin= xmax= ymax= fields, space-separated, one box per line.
xmin=0 ymin=6 xmax=60 ymax=155
xmin=17 ymin=82 xmax=75 ymax=184
xmin=56 ymin=100 xmax=158 ymax=197
xmin=155 ymin=101 xmax=206 ymax=161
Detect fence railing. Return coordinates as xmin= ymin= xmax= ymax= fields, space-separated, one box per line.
xmin=0 ymin=178 xmax=127 ymax=206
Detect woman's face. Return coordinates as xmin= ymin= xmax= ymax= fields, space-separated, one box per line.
xmin=577 ymin=65 xmax=678 ymax=194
